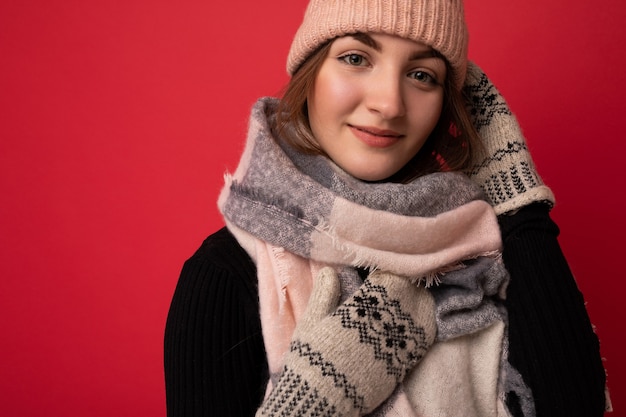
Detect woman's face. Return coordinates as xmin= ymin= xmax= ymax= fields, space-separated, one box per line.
xmin=307 ymin=33 xmax=446 ymax=181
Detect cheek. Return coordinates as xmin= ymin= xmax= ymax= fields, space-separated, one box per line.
xmin=309 ymin=71 xmax=358 ymax=125
xmin=429 ymin=97 xmax=444 ymax=128
xmin=409 ymin=94 xmax=444 ymax=132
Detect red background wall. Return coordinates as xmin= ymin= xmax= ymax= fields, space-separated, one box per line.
xmin=1 ymin=1 xmax=623 ymax=415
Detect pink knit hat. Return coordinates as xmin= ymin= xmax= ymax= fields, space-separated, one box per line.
xmin=287 ymin=0 xmax=469 ymax=89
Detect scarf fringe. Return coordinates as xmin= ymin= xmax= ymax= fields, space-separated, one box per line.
xmin=318 ymin=216 xmax=503 ymax=288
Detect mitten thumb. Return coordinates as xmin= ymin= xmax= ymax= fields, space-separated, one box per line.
xmin=296 ymin=267 xmax=341 ymax=333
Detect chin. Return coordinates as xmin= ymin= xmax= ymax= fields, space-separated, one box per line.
xmin=350 ymin=169 xmax=398 ymax=182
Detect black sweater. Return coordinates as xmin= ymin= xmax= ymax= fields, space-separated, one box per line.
xmin=164 ymin=203 xmax=606 ymax=416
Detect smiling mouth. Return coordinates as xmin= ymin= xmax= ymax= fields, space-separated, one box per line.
xmin=351 ymin=125 xmax=403 ymax=137
xmin=349 ymin=125 xmax=403 ymax=148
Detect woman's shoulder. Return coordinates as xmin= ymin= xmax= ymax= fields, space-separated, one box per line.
xmin=189 ymin=227 xmax=250 ymax=262
xmin=181 ymin=226 xmax=258 ymax=298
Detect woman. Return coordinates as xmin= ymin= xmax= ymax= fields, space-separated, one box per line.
xmin=164 ymin=0 xmax=608 ymax=415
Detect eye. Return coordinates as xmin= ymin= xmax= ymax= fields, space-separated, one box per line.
xmin=339 ymin=53 xmax=369 ymax=66
xmin=408 ymin=70 xmax=438 ymax=85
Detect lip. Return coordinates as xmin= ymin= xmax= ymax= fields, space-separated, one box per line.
xmin=348 ymin=125 xmax=403 ymax=148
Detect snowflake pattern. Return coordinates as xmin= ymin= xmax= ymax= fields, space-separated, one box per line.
xmin=333 ymin=279 xmax=429 ymax=380
xmin=464 ymin=72 xmax=512 ymax=130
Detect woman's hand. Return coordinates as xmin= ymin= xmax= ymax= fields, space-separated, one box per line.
xmin=256 ymin=267 xmax=436 ymax=417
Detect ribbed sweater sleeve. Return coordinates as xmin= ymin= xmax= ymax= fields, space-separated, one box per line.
xmin=499 ymin=203 xmax=606 ymax=416
xmin=164 ymin=227 xmax=268 ymax=416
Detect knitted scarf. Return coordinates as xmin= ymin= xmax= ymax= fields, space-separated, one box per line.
xmin=218 ymin=95 xmax=535 ymax=416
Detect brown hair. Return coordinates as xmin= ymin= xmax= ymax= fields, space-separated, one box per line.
xmin=274 ymin=41 xmax=333 ymax=154
xmin=272 ymin=38 xmax=483 ymax=183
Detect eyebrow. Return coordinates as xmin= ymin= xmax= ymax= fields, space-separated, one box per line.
xmin=349 ymin=33 xmax=442 ymax=61
xmin=350 ymin=33 xmax=381 ymax=50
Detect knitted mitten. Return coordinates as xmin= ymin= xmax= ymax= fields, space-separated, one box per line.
xmin=256 ymin=267 xmax=436 ymax=417
xmin=463 ymin=62 xmax=555 ymax=215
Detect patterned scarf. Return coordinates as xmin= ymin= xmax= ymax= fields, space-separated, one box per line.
xmin=219 ymin=97 xmax=535 ymax=416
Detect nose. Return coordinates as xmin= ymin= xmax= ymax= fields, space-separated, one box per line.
xmin=365 ymin=70 xmax=406 ymax=120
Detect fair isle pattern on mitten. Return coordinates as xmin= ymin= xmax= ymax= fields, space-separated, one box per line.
xmin=257 ymin=367 xmax=337 ymax=417
xmin=333 ymin=278 xmax=431 ymax=379
xmin=288 ymin=339 xmax=365 ymax=411
xmin=464 ymin=62 xmax=555 ymax=215
xmin=256 ymin=269 xmax=436 ymax=417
